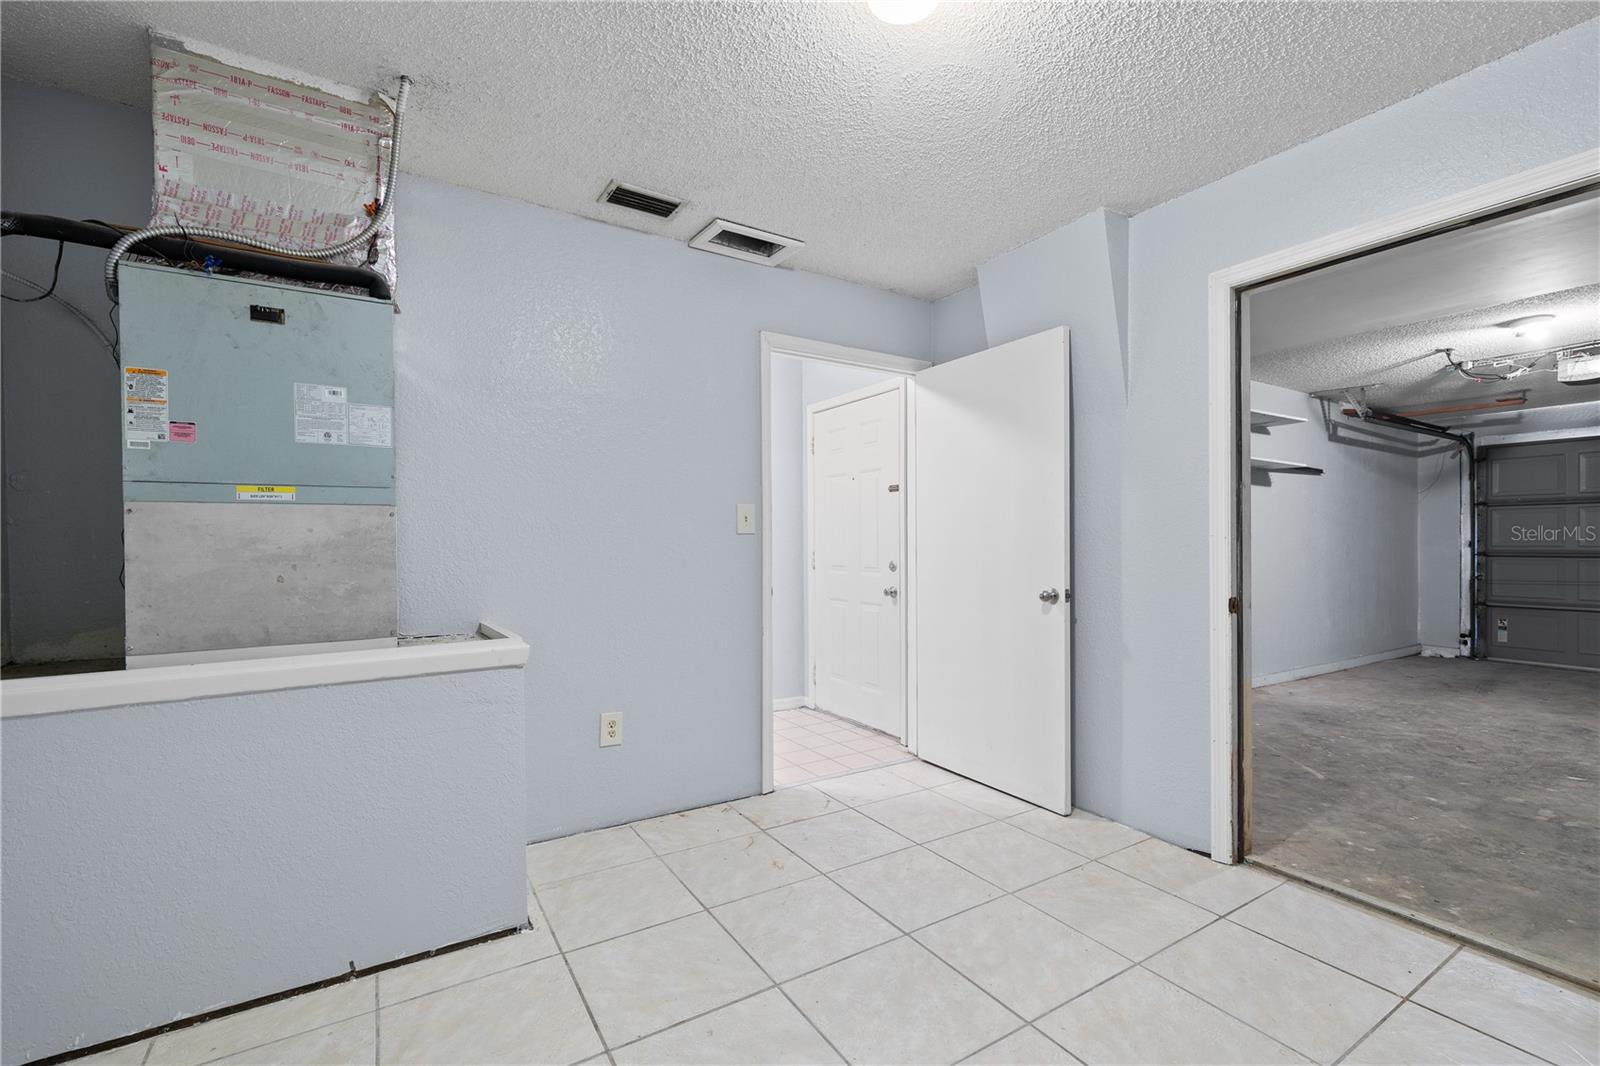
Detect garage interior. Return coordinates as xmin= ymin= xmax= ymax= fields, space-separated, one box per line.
xmin=1243 ymin=187 xmax=1600 ymax=987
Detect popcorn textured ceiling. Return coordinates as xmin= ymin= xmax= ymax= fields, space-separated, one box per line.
xmin=1 ymin=1 xmax=1592 ymax=299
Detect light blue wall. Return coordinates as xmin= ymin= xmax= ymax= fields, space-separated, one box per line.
xmin=770 ymin=355 xmax=806 ymax=699
xmin=0 ymin=80 xmax=932 ymax=844
xmin=0 ymin=667 xmax=526 ymax=1065
xmin=395 ymin=180 xmax=930 ymax=841
xmin=1120 ymin=18 xmax=1598 ymax=847
xmin=929 ymin=284 xmax=986 ymax=363
xmin=1248 ymin=381 xmax=1422 ymax=683
xmin=934 ymin=19 xmax=1600 ymax=849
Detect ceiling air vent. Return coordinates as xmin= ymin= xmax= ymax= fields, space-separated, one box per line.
xmin=689 ymin=219 xmax=805 ymax=267
xmin=599 ymin=181 xmax=682 ymax=219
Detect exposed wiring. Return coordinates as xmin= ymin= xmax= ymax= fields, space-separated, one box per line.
xmin=1 ymin=241 xmax=64 ymax=302
xmin=104 ymin=74 xmax=411 ymax=299
xmin=1438 ymin=346 xmax=1550 ymax=383
xmin=1 ymin=268 xmax=118 ymax=364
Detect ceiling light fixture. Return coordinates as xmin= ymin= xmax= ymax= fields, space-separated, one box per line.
xmin=868 ymin=0 xmax=939 ymax=25
xmin=1495 ymin=313 xmax=1556 ymax=341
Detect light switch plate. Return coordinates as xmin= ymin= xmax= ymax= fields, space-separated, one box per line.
xmin=736 ymin=503 xmax=755 ymax=534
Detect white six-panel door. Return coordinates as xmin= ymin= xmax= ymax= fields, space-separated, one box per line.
xmin=809 ymin=384 xmax=905 ymax=738
xmin=913 ymin=328 xmax=1070 ymax=812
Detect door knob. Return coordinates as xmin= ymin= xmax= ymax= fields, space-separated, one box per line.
xmin=1039 ymin=588 xmax=1060 ymax=604
xmin=884 ymin=586 xmax=899 ymax=598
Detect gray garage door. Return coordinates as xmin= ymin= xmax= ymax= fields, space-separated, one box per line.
xmin=1476 ymin=436 xmax=1600 ymax=669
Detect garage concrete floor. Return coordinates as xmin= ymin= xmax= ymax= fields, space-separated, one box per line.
xmin=1250 ymin=654 xmax=1599 ymax=987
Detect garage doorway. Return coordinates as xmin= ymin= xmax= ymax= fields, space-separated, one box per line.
xmin=1226 ymin=166 xmax=1600 ymax=988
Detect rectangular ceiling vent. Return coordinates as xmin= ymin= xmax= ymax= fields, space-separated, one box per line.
xmin=599 ymin=181 xmax=682 ymax=219
xmin=689 ymin=219 xmax=805 ymax=267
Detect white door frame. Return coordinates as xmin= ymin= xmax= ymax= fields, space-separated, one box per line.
xmin=760 ymin=333 xmax=932 ymax=793
xmin=1206 ymin=150 xmax=1600 ymax=862
xmin=804 ymin=379 xmax=909 ymax=732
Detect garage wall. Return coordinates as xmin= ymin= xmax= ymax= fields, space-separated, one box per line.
xmin=1248 ymin=382 xmax=1422 ymax=684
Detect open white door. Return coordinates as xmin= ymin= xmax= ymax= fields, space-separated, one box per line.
xmin=914 ymin=327 xmax=1070 ymax=813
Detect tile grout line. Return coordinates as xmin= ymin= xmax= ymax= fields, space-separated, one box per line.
xmin=647 ymin=844 xmax=853 ymax=1065
xmin=528 ymin=876 xmax=612 ymax=1059
xmin=371 ymin=972 xmax=381 ymax=1066
xmin=1330 ymin=945 xmax=1461 ymax=1066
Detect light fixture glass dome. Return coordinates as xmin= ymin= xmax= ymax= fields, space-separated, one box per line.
xmin=868 ymin=0 xmax=939 ymax=25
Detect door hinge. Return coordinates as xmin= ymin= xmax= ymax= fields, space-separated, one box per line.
xmin=1228 ymin=595 xmax=1240 ymax=614
xmin=812 ymin=664 xmax=816 ymax=685
xmin=810 ymin=550 xmax=815 ymax=570
xmin=810 ymin=435 xmax=814 ymax=455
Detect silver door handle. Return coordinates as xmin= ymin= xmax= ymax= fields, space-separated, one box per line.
xmin=1039 ymin=588 xmax=1060 ymax=604
xmin=884 ymin=586 xmax=899 ymax=598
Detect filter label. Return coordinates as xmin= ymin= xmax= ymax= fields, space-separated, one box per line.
xmin=236 ymin=485 xmax=297 ymax=501
xmin=170 ymin=421 xmax=197 ymax=443
xmin=294 ymin=382 xmax=348 ymax=445
xmin=124 ymin=366 xmax=169 ymax=446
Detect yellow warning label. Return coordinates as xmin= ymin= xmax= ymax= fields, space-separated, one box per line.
xmin=235 ymin=485 xmax=296 ymax=501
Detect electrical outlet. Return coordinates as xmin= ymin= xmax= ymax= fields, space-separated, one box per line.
xmin=600 ymin=713 xmax=623 ymax=747
xmin=736 ymin=503 xmax=755 ymax=534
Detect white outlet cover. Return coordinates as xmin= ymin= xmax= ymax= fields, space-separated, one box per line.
xmin=600 ymin=713 xmax=623 ymax=747
xmin=736 ymin=503 xmax=756 ymax=534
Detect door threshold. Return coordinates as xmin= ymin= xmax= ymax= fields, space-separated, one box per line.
xmin=1245 ymin=854 xmax=1599 ymax=994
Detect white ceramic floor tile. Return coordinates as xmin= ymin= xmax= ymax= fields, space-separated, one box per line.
xmin=732 ymin=785 xmax=844 ymax=828
xmin=1145 ymin=921 xmax=1399 ymax=1064
xmin=536 ymin=857 xmax=701 ymax=949
xmin=767 ymin=809 xmax=914 ymax=872
xmin=566 ymin=913 xmax=770 ymax=1048
xmin=1018 ymin=863 xmax=1212 ymax=961
xmin=813 ymin=767 xmax=924 ymax=807
xmin=1228 ymin=883 xmax=1454 ymax=994
xmin=927 ymin=821 xmax=1088 ymax=892
xmin=1008 ymin=810 xmax=1147 ymax=860
xmin=1343 ymin=1003 xmax=1544 ymax=1065
xmin=379 ymin=955 xmax=601 ymax=1065
xmin=211 ymin=1015 xmax=375 ymax=1065
xmin=859 ymin=789 xmax=994 ymax=843
xmin=887 ymin=760 xmax=964 ymax=788
xmin=379 ymin=929 xmax=561 ymax=1006
xmin=1099 ymin=838 xmax=1278 ymax=914
xmin=915 ymin=897 xmax=1129 ymax=1019
xmin=1037 ymin=968 xmax=1309 ymax=1065
xmin=630 ymin=804 xmax=759 ymax=854
xmin=933 ymin=779 xmax=1035 ymax=819
xmin=1412 ymin=951 xmax=1600 ymax=1066
xmin=68 ymin=1041 xmax=150 ymax=1065
xmin=712 ymin=877 xmax=900 ymax=981
xmin=611 ymin=988 xmax=841 ymax=1064
xmin=784 ymin=937 xmax=1019 ymax=1065
xmin=831 ymin=846 xmax=1003 ymax=931
xmin=148 ymin=978 xmax=375 ymax=1065
xmin=663 ymin=832 xmax=816 ymax=907
xmin=962 ymin=1026 xmax=1079 ymax=1065
xmin=526 ymin=825 xmax=652 ymax=887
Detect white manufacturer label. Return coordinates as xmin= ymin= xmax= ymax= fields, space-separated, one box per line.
xmin=294 ymin=382 xmax=348 ymax=445
xmin=348 ymin=403 xmax=393 ymax=448
xmin=124 ymin=366 xmax=170 ymax=445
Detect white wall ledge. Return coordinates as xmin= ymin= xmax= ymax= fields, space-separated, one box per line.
xmin=1 ymin=622 xmax=529 ymax=719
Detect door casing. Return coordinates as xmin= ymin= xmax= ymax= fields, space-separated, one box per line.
xmin=1210 ymin=150 xmax=1600 ymax=862
xmin=760 ymin=333 xmax=930 ymax=793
